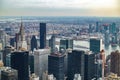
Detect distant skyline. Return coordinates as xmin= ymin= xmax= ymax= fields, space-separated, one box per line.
xmin=0 ymin=0 xmax=120 ymax=16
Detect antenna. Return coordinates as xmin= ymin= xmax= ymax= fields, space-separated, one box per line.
xmin=21 ymin=16 xmax=23 ymax=26
xmin=52 ymin=24 xmax=54 ymax=35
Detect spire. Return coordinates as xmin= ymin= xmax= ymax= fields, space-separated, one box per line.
xmin=52 ymin=25 xmax=55 ymax=37
xmin=19 ymin=17 xmax=25 ymax=41
xmin=51 ymin=25 xmax=55 ymax=53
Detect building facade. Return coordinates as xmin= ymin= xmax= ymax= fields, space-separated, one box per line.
xmin=1 ymin=67 xmax=18 ymax=80
xmin=34 ymin=49 xmax=50 ymax=79
xmin=48 ymin=53 xmax=65 ymax=80
xmin=40 ymin=23 xmax=46 ymax=49
xmin=111 ymin=50 xmax=120 ymax=76
xmin=90 ymin=38 xmax=102 ymax=53
xmin=11 ymin=51 xmax=29 ymax=80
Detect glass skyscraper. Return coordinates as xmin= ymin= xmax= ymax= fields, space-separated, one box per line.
xmin=11 ymin=51 xmax=29 ymax=80
xmin=48 ymin=53 xmax=65 ymax=80
xmin=40 ymin=23 xmax=46 ymax=49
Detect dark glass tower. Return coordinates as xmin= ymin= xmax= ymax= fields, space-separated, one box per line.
xmin=31 ymin=35 xmax=38 ymax=51
xmin=90 ymin=38 xmax=102 ymax=53
xmin=3 ymin=46 xmax=12 ymax=66
xmin=48 ymin=53 xmax=65 ymax=80
xmin=59 ymin=39 xmax=73 ymax=52
xmin=67 ymin=50 xmax=85 ymax=80
xmin=96 ymin=21 xmax=99 ymax=32
xmin=29 ymin=53 xmax=34 ymax=74
xmin=49 ymin=34 xmax=55 ymax=53
xmin=84 ymin=53 xmax=95 ymax=80
xmin=40 ymin=23 xmax=46 ymax=49
xmin=10 ymin=37 xmax=15 ymax=47
xmin=11 ymin=51 xmax=29 ymax=80
xmin=67 ymin=50 xmax=95 ymax=80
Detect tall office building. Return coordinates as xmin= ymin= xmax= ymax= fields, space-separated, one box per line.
xmin=111 ymin=32 xmax=118 ymax=46
xmin=48 ymin=53 xmax=65 ymax=80
xmin=0 ymin=30 xmax=7 ymax=49
xmin=90 ymin=38 xmax=102 ymax=53
xmin=15 ymin=20 xmax=27 ymax=50
xmin=31 ymin=35 xmax=38 ymax=51
xmin=40 ymin=23 xmax=46 ymax=49
xmin=59 ymin=39 xmax=73 ymax=52
xmin=84 ymin=51 xmax=95 ymax=80
xmin=67 ymin=50 xmax=85 ymax=80
xmin=1 ymin=67 xmax=18 ymax=80
xmin=2 ymin=46 xmax=13 ymax=66
xmin=11 ymin=51 xmax=29 ymax=80
xmin=49 ymin=34 xmax=55 ymax=53
xmin=104 ymin=30 xmax=110 ymax=46
xmin=96 ymin=22 xmax=99 ymax=32
xmin=89 ymin=24 xmax=93 ymax=33
xmin=10 ymin=37 xmax=15 ymax=47
xmin=111 ymin=50 xmax=120 ymax=76
xmin=67 ymin=50 xmax=95 ymax=80
xmin=34 ymin=49 xmax=50 ymax=79
xmin=100 ymin=50 xmax=106 ymax=79
xmin=29 ymin=53 xmax=34 ymax=74
xmin=109 ymin=23 xmax=116 ymax=34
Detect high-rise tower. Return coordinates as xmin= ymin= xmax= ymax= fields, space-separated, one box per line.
xmin=48 ymin=53 xmax=65 ymax=80
xmin=16 ymin=18 xmax=27 ymax=50
xmin=11 ymin=51 xmax=29 ymax=80
xmin=111 ymin=50 xmax=120 ymax=76
xmin=90 ymin=38 xmax=102 ymax=53
xmin=49 ymin=27 xmax=56 ymax=53
xmin=40 ymin=23 xmax=46 ymax=49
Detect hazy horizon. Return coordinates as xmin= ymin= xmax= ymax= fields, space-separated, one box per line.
xmin=0 ymin=0 xmax=120 ymax=17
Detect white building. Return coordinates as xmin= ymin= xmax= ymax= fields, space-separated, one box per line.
xmin=34 ymin=49 xmax=50 ymax=79
xmin=74 ymin=74 xmax=81 ymax=80
xmin=42 ymin=71 xmax=56 ymax=80
xmin=48 ymin=74 xmax=56 ymax=80
xmin=30 ymin=73 xmax=39 ymax=80
xmin=16 ymin=20 xmax=27 ymax=50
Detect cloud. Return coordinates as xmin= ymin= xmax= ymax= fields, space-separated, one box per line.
xmin=0 ymin=0 xmax=119 ymax=16
xmin=1 ymin=0 xmax=117 ymax=8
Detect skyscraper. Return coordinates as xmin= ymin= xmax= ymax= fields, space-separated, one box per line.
xmin=31 ymin=35 xmax=38 ymax=51
xmin=111 ymin=50 xmax=120 ymax=76
xmin=15 ymin=19 xmax=27 ymax=50
xmin=48 ymin=53 xmax=65 ymax=80
xmin=111 ymin=32 xmax=118 ymax=46
xmin=34 ymin=49 xmax=50 ymax=79
xmin=96 ymin=22 xmax=99 ymax=32
xmin=90 ymin=38 xmax=102 ymax=53
xmin=109 ymin=23 xmax=116 ymax=34
xmin=11 ymin=51 xmax=29 ymax=80
xmin=40 ymin=23 xmax=46 ymax=49
xmin=49 ymin=34 xmax=55 ymax=53
xmin=100 ymin=50 xmax=106 ymax=79
xmin=84 ymin=51 xmax=95 ymax=80
xmin=104 ymin=30 xmax=110 ymax=46
xmin=67 ymin=50 xmax=85 ymax=80
xmin=59 ymin=39 xmax=73 ymax=52
xmin=2 ymin=46 xmax=13 ymax=66
xmin=1 ymin=67 xmax=18 ymax=80
xmin=29 ymin=53 xmax=34 ymax=74
xmin=10 ymin=37 xmax=15 ymax=47
xmin=67 ymin=50 xmax=96 ymax=80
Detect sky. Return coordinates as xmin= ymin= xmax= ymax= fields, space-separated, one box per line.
xmin=0 ymin=0 xmax=120 ymax=16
